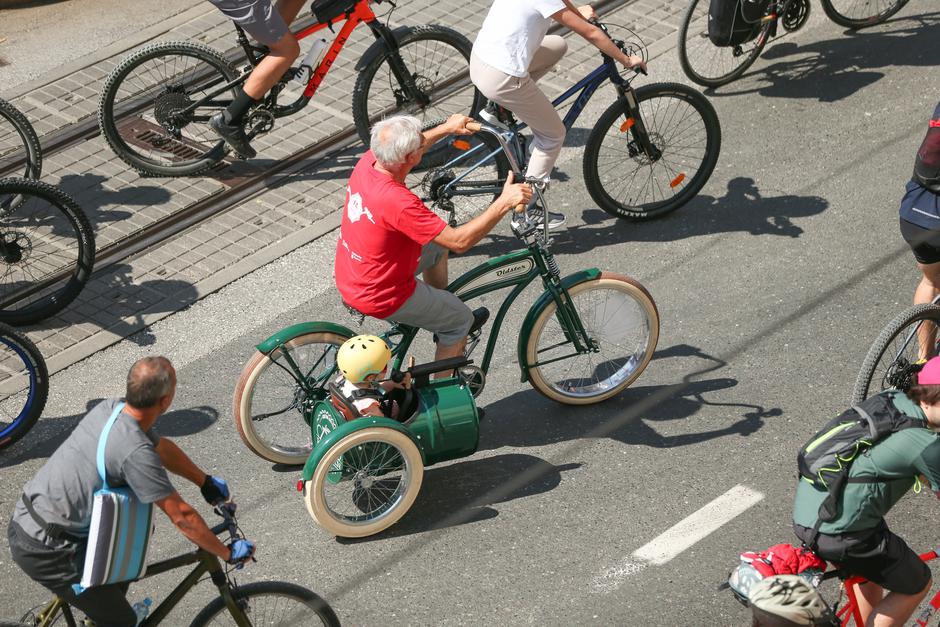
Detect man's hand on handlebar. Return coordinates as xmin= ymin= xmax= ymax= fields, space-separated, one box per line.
xmin=441 ymin=114 xmax=475 ymax=137
xmin=624 ymin=54 xmax=648 ymax=75
xmin=497 ymin=172 xmax=533 ymax=213
xmin=227 ymin=538 xmax=256 ymax=569
xmin=201 ymin=475 xmax=231 ymax=506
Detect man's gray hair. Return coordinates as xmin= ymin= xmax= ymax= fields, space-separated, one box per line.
xmin=370 ymin=115 xmax=423 ymax=167
xmin=126 ymin=356 xmax=174 ymax=408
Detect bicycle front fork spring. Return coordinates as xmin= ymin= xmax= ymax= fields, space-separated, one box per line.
xmin=545 ymin=252 xmax=561 ymax=278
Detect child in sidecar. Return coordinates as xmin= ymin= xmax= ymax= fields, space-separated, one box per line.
xmin=330 ymin=334 xmax=412 ymax=420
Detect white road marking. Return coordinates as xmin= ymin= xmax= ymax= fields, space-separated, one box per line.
xmin=592 ymin=485 xmax=764 ymax=593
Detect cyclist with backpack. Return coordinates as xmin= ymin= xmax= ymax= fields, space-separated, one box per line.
xmin=207 ymin=0 xmax=307 ymax=158
xmin=899 ymin=100 xmax=940 ymax=312
xmin=469 ymin=0 xmax=647 ymax=230
xmin=791 ymin=357 xmax=940 ymax=627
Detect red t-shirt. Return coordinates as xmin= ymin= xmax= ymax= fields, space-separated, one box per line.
xmin=334 ymin=150 xmax=447 ymax=318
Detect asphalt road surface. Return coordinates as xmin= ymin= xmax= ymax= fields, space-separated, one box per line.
xmin=2 ymin=2 xmax=940 ymax=625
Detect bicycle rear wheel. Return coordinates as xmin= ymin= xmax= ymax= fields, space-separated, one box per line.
xmin=234 ymin=330 xmax=351 ymax=465
xmin=525 ymin=274 xmax=659 ymax=404
xmin=0 ymin=322 xmax=49 ymax=450
xmin=820 ymin=0 xmax=909 ymax=28
xmin=0 ymin=98 xmax=42 ymax=180
xmin=583 ymin=83 xmax=721 ymax=220
xmin=677 ymin=0 xmax=771 ymax=88
xmin=190 ymin=581 xmax=340 ymax=627
xmin=98 ymin=41 xmax=237 ymax=177
xmin=352 ymin=25 xmax=485 ymax=167
xmin=852 ymin=303 xmax=940 ymax=404
xmin=0 ymin=178 xmax=95 ymax=325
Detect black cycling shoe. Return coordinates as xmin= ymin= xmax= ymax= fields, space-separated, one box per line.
xmin=209 ymin=112 xmax=257 ymax=159
xmin=433 ymin=307 xmax=490 ymax=344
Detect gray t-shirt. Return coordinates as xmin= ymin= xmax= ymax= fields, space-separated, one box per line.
xmin=12 ymin=399 xmax=176 ymax=548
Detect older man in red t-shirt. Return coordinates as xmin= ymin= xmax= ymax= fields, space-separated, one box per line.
xmin=335 ymin=114 xmax=531 ymax=362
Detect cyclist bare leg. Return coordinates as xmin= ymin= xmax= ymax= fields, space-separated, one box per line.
xmin=855 ymin=579 xmax=930 ymax=627
xmin=914 ymin=260 xmax=940 ymax=358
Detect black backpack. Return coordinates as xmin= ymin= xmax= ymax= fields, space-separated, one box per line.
xmin=912 ymin=109 xmax=940 ymax=194
xmin=707 ymin=0 xmax=770 ymax=47
xmin=797 ymin=393 xmax=921 ymax=526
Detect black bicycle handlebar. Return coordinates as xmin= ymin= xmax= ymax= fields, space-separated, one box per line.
xmin=589 ymin=18 xmax=647 ymax=75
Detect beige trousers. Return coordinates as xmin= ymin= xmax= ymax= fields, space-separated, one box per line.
xmin=469 ymin=35 xmax=568 ymax=181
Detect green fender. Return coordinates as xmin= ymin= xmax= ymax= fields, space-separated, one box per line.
xmin=255 ymin=321 xmax=355 ymax=355
xmin=516 ymin=268 xmax=601 ymax=382
xmin=301 ymin=416 xmax=421 ymax=482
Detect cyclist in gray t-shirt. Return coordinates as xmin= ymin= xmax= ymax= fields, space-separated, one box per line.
xmin=7 ymin=357 xmax=254 ymax=627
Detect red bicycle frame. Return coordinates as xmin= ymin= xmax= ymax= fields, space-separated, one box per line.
xmin=835 ymin=549 xmax=940 ymax=626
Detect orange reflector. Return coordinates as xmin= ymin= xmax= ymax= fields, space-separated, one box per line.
xmin=296 ymin=480 xmax=304 ymax=492
xmin=670 ymin=173 xmax=686 ymax=188
xmin=619 ymin=119 xmax=635 ymax=132
xmin=452 ymin=139 xmax=471 ymax=151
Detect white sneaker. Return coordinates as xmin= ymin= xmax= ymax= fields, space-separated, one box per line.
xmin=511 ymin=205 xmax=566 ymax=231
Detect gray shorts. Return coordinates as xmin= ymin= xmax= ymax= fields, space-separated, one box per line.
xmin=385 ymin=243 xmax=472 ymax=346
xmin=208 ymin=0 xmax=289 ymax=46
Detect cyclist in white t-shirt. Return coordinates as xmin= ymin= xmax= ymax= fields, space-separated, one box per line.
xmin=470 ymin=0 xmax=646 ymax=230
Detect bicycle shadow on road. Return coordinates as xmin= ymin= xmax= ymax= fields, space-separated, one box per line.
xmin=704 ymin=10 xmax=940 ymax=102
xmin=28 ymin=262 xmax=199 ymax=347
xmin=54 ymin=173 xmax=170 ymax=230
xmin=0 ymin=403 xmax=218 ymax=469
xmin=477 ymin=343 xmax=781 ymax=452
xmin=336 ymin=453 xmax=581 ymax=543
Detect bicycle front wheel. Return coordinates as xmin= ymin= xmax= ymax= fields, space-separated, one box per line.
xmin=0 ymin=98 xmax=41 ymax=180
xmin=352 ymin=25 xmax=484 ymax=162
xmin=525 ymin=274 xmax=659 ymax=404
xmin=820 ymin=0 xmax=909 ymax=28
xmin=98 ymin=41 xmax=237 ymax=177
xmin=234 ymin=330 xmax=351 ymax=465
xmin=852 ymin=303 xmax=940 ymax=404
xmin=677 ymin=0 xmax=771 ymax=88
xmin=583 ymin=83 xmax=721 ymax=220
xmin=0 ymin=322 xmax=49 ymax=450
xmin=190 ymin=581 xmax=340 ymax=627
xmin=0 ymin=178 xmax=95 ymax=325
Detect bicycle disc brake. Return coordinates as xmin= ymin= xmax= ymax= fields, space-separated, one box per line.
xmin=782 ymin=0 xmax=811 ymax=31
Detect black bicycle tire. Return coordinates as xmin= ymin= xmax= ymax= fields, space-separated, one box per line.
xmin=852 ymin=303 xmax=940 ymax=404
xmin=98 ymin=41 xmax=236 ymax=177
xmin=676 ymin=0 xmax=771 ymax=88
xmin=189 ymin=581 xmax=340 ymax=627
xmin=582 ymin=82 xmax=721 ymax=220
xmin=351 ymin=25 xmax=484 ymax=160
xmin=0 ymin=178 xmax=95 ymax=325
xmin=819 ymin=0 xmax=909 ymax=28
xmin=0 ymin=97 xmax=42 ymax=180
xmin=0 ymin=321 xmax=49 ymax=450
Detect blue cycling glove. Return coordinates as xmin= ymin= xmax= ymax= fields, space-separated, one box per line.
xmin=201 ymin=475 xmax=230 ymax=505
xmin=227 ymin=539 xmax=255 ymax=568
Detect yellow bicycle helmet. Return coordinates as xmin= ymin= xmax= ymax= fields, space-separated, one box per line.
xmin=337 ymin=335 xmax=392 ymax=383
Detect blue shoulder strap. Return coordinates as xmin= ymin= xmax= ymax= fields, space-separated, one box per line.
xmin=96 ymin=402 xmax=126 ymax=489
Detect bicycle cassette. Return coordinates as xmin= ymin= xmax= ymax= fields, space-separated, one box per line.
xmin=782 ymin=0 xmax=811 ymax=32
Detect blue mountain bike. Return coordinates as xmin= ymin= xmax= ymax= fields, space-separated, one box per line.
xmin=0 ymin=322 xmax=48 ymax=451
xmin=416 ymin=22 xmax=722 ymax=224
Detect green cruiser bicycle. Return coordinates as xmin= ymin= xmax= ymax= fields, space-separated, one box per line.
xmin=233 ymin=121 xmax=661 ymax=466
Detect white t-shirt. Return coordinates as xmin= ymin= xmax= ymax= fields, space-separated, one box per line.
xmin=472 ymin=0 xmax=567 ymax=78
xmin=340 ymin=378 xmax=382 ymax=415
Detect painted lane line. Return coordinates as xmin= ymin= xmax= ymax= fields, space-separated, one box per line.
xmin=633 ymin=485 xmax=765 ymax=565
xmin=592 ymin=485 xmax=764 ymax=593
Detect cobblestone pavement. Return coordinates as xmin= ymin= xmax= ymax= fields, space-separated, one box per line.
xmin=2 ymin=0 xmax=687 ymax=373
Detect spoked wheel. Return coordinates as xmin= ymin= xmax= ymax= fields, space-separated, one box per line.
xmin=190 ymin=581 xmax=340 ymax=627
xmin=525 ymin=274 xmax=659 ymax=404
xmin=0 ymin=98 xmax=42 ymax=182
xmin=0 ymin=178 xmax=95 ymax=325
xmin=852 ymin=303 xmax=940 ymax=404
xmin=677 ymin=0 xmax=772 ymax=88
xmin=98 ymin=42 xmax=238 ymax=177
xmin=583 ymin=83 xmax=721 ymax=220
xmin=352 ymin=25 xmax=485 ymax=167
xmin=410 ymin=131 xmax=509 ymax=225
xmin=305 ymin=427 xmax=423 ymax=538
xmin=234 ymin=330 xmax=351 ymax=465
xmin=0 ymin=322 xmax=48 ymax=451
xmin=819 ymin=0 xmax=909 ymax=28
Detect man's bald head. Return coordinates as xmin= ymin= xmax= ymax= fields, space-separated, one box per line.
xmin=126 ymin=356 xmax=176 ymax=409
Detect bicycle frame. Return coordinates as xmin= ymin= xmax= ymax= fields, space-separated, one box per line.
xmin=833 ymin=549 xmax=940 ymax=626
